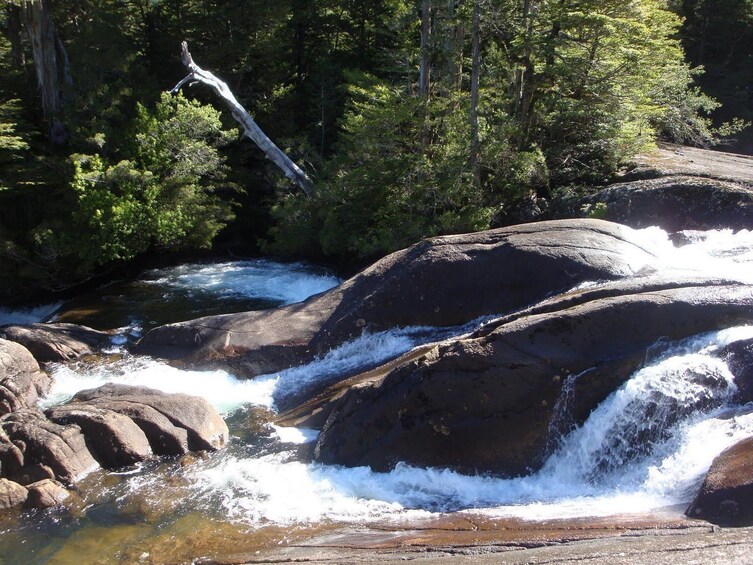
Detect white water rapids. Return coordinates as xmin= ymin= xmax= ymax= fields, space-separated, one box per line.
xmin=23 ymin=227 xmax=753 ymax=527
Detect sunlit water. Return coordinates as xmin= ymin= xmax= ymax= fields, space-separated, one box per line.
xmin=2 ymin=229 xmax=753 ymax=562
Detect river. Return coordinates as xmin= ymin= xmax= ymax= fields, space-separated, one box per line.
xmin=1 ymin=229 xmax=752 ymax=564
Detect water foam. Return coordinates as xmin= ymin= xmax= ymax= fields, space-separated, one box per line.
xmin=0 ymin=302 xmax=61 ymax=326
xmin=172 ymin=325 xmax=753 ymax=526
xmin=42 ymin=356 xmax=275 ymax=415
xmin=143 ymin=259 xmax=341 ymax=305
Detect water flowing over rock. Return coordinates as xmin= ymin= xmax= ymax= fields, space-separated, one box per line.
xmin=0 ymin=323 xmax=111 ymax=363
xmin=312 ymin=280 xmax=753 ymax=476
xmin=687 ymin=436 xmax=753 ymax=526
xmin=135 ymin=219 xmax=660 ymax=378
xmin=0 ymin=338 xmax=52 ymax=415
xmin=718 ymin=338 xmax=753 ymax=403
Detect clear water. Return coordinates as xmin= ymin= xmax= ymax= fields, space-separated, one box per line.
xmin=45 ymin=259 xmax=341 ymax=331
xmin=1 ymin=228 xmax=753 ymax=563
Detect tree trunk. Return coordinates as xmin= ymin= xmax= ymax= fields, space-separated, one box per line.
xmin=513 ymin=0 xmax=536 ymax=149
xmin=446 ymin=0 xmax=465 ymax=91
xmin=22 ymin=0 xmax=68 ymax=145
xmin=172 ymin=42 xmax=313 ymax=196
xmin=6 ymin=3 xmax=26 ymax=68
xmin=469 ymin=0 xmax=481 ymax=185
xmin=419 ymin=0 xmax=432 ymax=98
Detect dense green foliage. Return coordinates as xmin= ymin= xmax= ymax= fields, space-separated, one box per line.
xmin=0 ymin=0 xmax=749 ymax=300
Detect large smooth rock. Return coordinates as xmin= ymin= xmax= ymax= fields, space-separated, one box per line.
xmin=313 ymin=281 xmax=753 ymax=476
xmin=46 ymin=405 xmax=152 ymax=468
xmin=71 ymin=384 xmax=228 ymax=452
xmin=687 ymin=436 xmax=753 ymax=526
xmin=66 ymin=398 xmax=190 ymax=456
xmin=573 ymin=175 xmax=753 ymax=232
xmin=0 ymin=408 xmax=99 ymax=485
xmin=0 ymin=338 xmax=52 ymax=416
xmin=0 ymin=323 xmax=111 ymax=363
xmin=135 ymin=219 xmax=661 ymax=379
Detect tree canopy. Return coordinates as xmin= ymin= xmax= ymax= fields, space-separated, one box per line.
xmin=0 ymin=0 xmax=748 ymax=300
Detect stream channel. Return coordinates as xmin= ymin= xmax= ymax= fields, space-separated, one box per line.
xmin=1 ymin=228 xmax=753 ymax=564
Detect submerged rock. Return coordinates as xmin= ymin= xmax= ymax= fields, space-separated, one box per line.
xmin=0 ymin=323 xmax=111 ymax=363
xmin=687 ymin=436 xmax=753 ymax=526
xmin=0 ymin=338 xmax=52 ymax=416
xmin=135 ymin=219 xmax=661 ymax=381
xmin=312 ymin=280 xmax=753 ymax=476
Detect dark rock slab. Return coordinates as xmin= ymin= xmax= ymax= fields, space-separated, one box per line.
xmin=313 ymin=282 xmax=753 ymax=476
xmin=72 ymin=384 xmax=228 ymax=452
xmin=687 ymin=436 xmax=753 ymax=526
xmin=0 ymin=323 xmax=111 ymax=363
xmin=135 ymin=219 xmax=661 ymax=379
xmin=0 ymin=408 xmax=99 ymax=485
xmin=572 ymin=175 xmax=753 ymax=232
xmin=46 ymin=405 xmax=152 ymax=468
xmin=0 ymin=338 xmax=52 ymax=416
xmin=718 ymin=338 xmax=753 ymax=403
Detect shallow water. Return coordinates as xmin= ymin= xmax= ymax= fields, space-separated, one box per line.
xmin=47 ymin=259 xmax=341 ymax=331
xmin=2 ymin=231 xmax=753 ymax=563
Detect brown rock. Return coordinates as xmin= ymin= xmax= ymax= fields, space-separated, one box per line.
xmin=687 ymin=436 xmax=753 ymax=526
xmin=72 ymin=384 xmax=228 ymax=452
xmin=0 ymin=408 xmax=99 ymax=485
xmin=25 ymin=479 xmax=69 ymax=509
xmin=313 ymin=281 xmax=753 ymax=476
xmin=572 ymin=175 xmax=753 ymax=232
xmin=0 ymin=478 xmax=28 ymax=509
xmin=46 ymin=405 xmax=152 ymax=468
xmin=718 ymin=338 xmax=753 ymax=403
xmin=0 ymin=338 xmax=52 ymax=415
xmin=135 ymin=220 xmax=661 ymax=391
xmin=67 ymin=398 xmax=190 ymax=456
xmin=0 ymin=323 xmax=111 ymax=363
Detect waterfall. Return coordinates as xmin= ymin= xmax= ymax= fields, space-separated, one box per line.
xmin=32 ymin=229 xmax=753 ymax=527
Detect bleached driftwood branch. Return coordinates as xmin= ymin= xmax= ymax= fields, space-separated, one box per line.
xmin=171 ymin=41 xmax=313 ymax=196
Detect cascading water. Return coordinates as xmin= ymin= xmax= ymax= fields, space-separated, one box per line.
xmin=2 ymin=230 xmax=753 ymax=562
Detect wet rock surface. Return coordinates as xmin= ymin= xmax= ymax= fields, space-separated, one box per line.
xmin=718 ymin=338 xmax=753 ymax=403
xmin=572 ymin=175 xmax=753 ymax=232
xmin=0 ymin=323 xmax=111 ymax=363
xmin=135 ymin=219 xmax=661 ymax=378
xmin=312 ymin=281 xmax=753 ymax=475
xmin=687 ymin=436 xmax=753 ymax=526
xmin=0 ymin=384 xmax=229 ymax=510
xmin=0 ymin=338 xmax=52 ymax=416
xmin=71 ymin=383 xmax=229 ymax=452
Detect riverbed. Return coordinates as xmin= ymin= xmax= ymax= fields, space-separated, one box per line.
xmin=1 ymin=229 xmax=752 ymax=564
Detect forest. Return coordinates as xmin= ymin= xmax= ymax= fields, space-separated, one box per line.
xmin=0 ymin=0 xmax=751 ymax=303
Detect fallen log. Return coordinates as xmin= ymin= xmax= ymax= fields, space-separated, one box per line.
xmin=171 ymin=41 xmax=313 ymax=196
